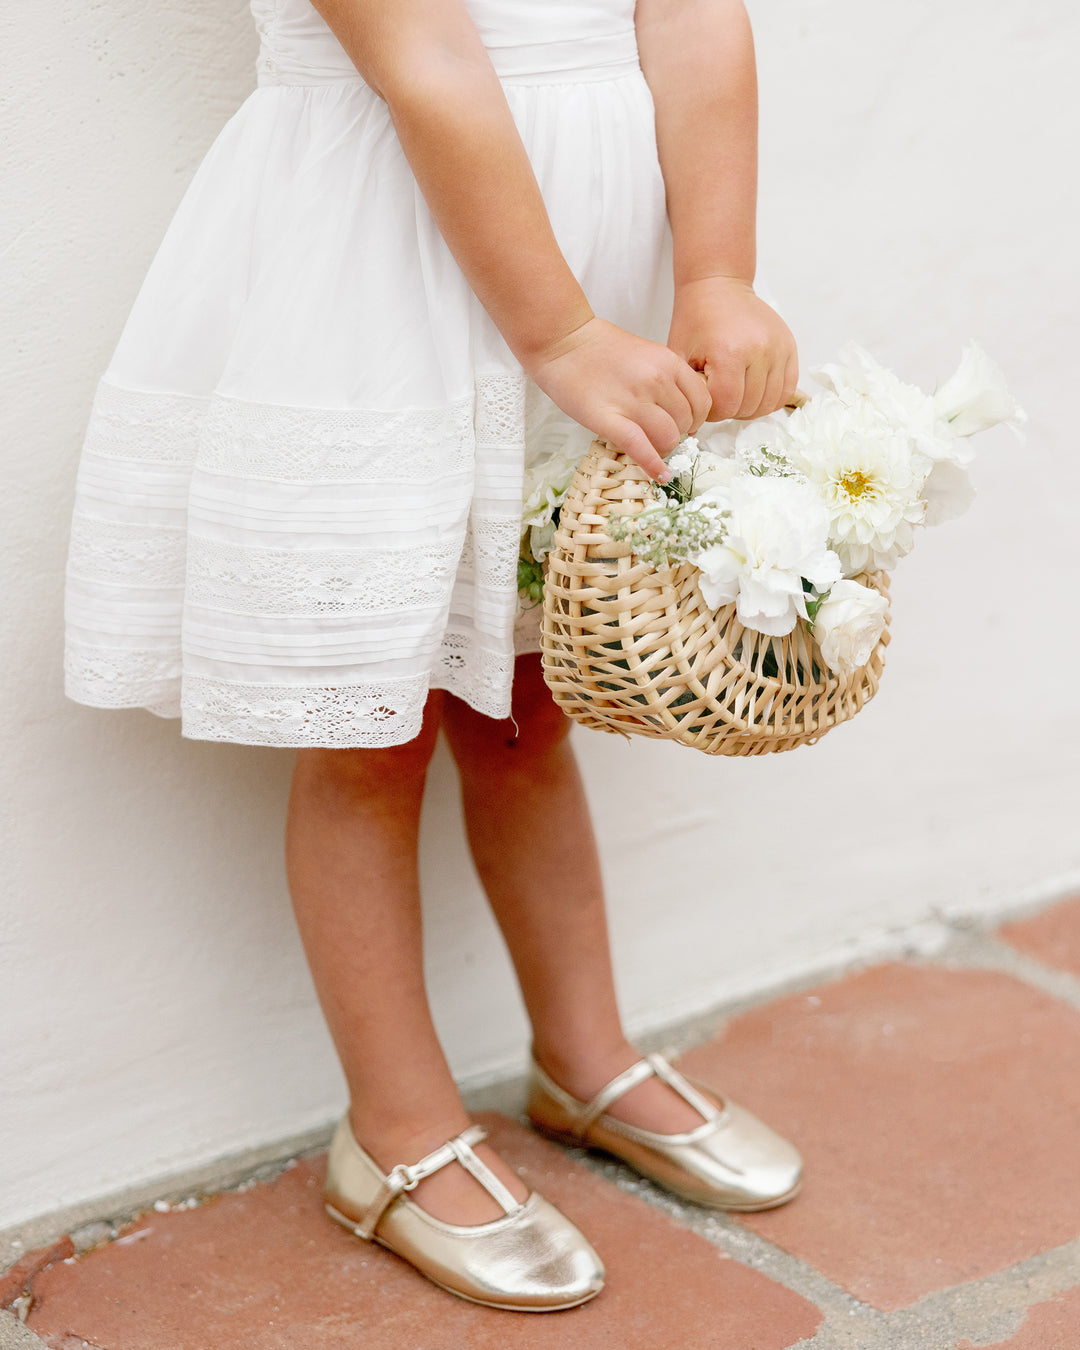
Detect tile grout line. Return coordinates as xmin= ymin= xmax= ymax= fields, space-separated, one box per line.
xmin=0 ymin=1309 xmax=48 ymax=1350
xmin=920 ymin=920 xmax=1080 ymax=1013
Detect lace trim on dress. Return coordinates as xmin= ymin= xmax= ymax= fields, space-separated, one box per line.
xmin=83 ymin=382 xmax=208 ymax=463
xmin=67 ymin=515 xmax=187 ymax=588
xmin=430 ymin=628 xmax=516 ymax=720
xmin=180 ymin=672 xmax=430 ymax=748
xmin=184 ymin=535 xmax=463 ymax=616
xmin=64 ymin=641 xmax=182 ymax=711
xmin=198 ymin=394 xmax=475 ymax=483
xmin=64 ymin=375 xmax=540 ymax=747
xmin=474 ymin=370 xmax=527 ymax=447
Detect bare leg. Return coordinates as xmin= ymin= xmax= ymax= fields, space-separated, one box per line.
xmin=284 ymin=691 xmax=527 ymax=1224
xmin=441 ymin=654 xmax=705 ymax=1133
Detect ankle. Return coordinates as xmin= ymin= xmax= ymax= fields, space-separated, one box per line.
xmin=348 ymin=1108 xmax=473 ymax=1174
xmin=531 ymin=1036 xmax=641 ymax=1102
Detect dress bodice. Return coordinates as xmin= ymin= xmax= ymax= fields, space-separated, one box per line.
xmin=251 ymin=0 xmax=640 ymax=86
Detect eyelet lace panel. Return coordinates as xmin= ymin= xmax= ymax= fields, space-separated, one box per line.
xmin=64 ymin=640 xmax=183 ymax=712
xmin=184 ymin=535 xmax=463 ymax=616
xmin=180 ymin=673 xmax=431 ymax=748
xmin=67 ymin=516 xmax=187 ymax=588
xmin=64 ymin=375 xmax=544 ymax=746
xmin=81 ymin=382 xmax=208 ymax=464
xmin=198 ymin=394 xmax=475 ymax=483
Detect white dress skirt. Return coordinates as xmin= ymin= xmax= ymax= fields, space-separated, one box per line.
xmin=62 ymin=0 xmax=674 ymax=748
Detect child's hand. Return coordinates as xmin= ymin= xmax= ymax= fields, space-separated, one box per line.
xmin=667 ymin=277 xmax=799 ymax=422
xmin=523 ymin=316 xmax=713 ymax=482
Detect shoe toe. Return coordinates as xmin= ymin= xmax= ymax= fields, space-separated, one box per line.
xmin=701 ymin=1100 xmax=802 ymax=1208
xmin=471 ymin=1195 xmax=604 ymax=1309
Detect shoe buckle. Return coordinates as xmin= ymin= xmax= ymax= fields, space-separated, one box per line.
xmin=386 ymin=1162 xmax=422 ymax=1193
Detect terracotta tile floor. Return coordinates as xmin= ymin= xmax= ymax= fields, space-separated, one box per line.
xmin=6 ymin=893 xmax=1080 ymax=1350
xmin=20 ymin=1119 xmax=820 ymax=1350
xmin=955 ymin=1284 xmax=1080 ymax=1350
xmin=678 ymin=961 xmax=1080 ymax=1311
xmin=998 ymin=894 xmax=1080 ymax=978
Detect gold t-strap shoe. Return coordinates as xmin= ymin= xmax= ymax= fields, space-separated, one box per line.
xmin=527 ymin=1051 xmax=802 ymax=1212
xmin=323 ymin=1116 xmax=604 ymax=1310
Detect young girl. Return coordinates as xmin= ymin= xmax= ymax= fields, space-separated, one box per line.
xmin=64 ymin=0 xmax=802 ymax=1312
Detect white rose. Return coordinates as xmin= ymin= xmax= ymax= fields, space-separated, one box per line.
xmin=811 ymin=579 xmax=889 ymax=675
xmin=932 ymin=341 xmax=1026 ymax=438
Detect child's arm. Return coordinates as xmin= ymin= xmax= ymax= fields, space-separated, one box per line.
xmin=636 ymin=0 xmax=798 ymax=420
xmin=310 ymin=0 xmax=710 ymax=479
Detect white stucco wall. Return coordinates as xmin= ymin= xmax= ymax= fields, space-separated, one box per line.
xmin=2 ymin=0 xmax=1077 ymax=1233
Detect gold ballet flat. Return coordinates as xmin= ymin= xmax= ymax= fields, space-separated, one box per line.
xmin=527 ymin=1050 xmax=802 ymax=1212
xmin=323 ymin=1115 xmax=605 ymax=1311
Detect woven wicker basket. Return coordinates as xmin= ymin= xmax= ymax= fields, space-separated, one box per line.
xmin=540 ymin=438 xmax=890 ymax=756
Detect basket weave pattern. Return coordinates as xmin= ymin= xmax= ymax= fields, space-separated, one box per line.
xmin=540 ymin=439 xmax=891 ymax=756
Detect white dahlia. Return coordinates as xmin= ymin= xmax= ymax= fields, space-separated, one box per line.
xmin=812 ymin=343 xmax=942 ymax=453
xmin=784 ymin=393 xmax=926 ymax=575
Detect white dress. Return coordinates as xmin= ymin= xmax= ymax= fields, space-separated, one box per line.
xmin=63 ymin=0 xmax=673 ymax=748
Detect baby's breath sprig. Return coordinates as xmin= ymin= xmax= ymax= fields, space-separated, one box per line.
xmin=608 ymin=501 xmax=728 ymax=569
xmin=743 ymin=446 xmax=800 ymax=479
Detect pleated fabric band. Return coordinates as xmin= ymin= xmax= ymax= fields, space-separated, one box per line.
xmin=256 ymin=29 xmax=641 ymax=89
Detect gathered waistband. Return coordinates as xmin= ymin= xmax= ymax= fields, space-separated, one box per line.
xmin=257 ymin=29 xmax=641 ymax=89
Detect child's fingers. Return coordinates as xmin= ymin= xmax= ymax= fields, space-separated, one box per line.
xmin=634 ymin=404 xmax=685 ymax=457
xmin=654 ymin=384 xmax=698 ymax=441
xmin=736 ymin=357 xmax=768 ymax=420
xmin=704 ymin=360 xmax=746 ymax=422
xmin=755 ymin=359 xmax=788 ymax=419
xmin=782 ymin=353 xmax=800 ymax=406
xmin=597 ymin=414 xmax=672 ymax=482
xmin=675 ymin=365 xmax=713 ymax=434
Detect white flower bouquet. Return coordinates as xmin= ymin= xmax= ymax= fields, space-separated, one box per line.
xmin=529 ymin=342 xmax=1022 ymax=754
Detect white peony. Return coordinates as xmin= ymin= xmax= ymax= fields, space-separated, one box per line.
xmin=689 ymin=475 xmax=841 ymax=636
xmin=932 ymin=340 xmax=1026 ymax=438
xmin=811 ymin=579 xmax=889 ymax=675
xmin=783 ymin=393 xmax=926 ymax=575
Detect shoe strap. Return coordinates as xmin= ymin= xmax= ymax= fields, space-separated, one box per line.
xmin=574 ymin=1052 xmax=723 ymax=1140
xmin=354 ymin=1123 xmax=521 ymax=1240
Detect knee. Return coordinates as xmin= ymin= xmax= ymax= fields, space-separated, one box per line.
xmin=481 ymin=656 xmax=572 ymax=761
xmin=296 ymin=697 xmax=443 ymax=798
xmin=295 ymin=738 xmax=436 ymax=805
